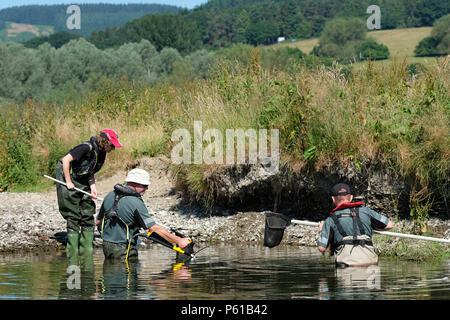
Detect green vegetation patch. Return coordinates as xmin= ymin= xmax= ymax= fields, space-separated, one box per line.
xmin=374 ymin=233 xmax=450 ymax=262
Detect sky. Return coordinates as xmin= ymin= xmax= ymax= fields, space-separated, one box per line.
xmin=0 ymin=0 xmax=209 ymax=11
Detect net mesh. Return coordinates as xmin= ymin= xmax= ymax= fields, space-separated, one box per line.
xmin=263 ymin=212 xmax=290 ymax=248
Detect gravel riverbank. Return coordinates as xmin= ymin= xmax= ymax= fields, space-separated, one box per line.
xmin=0 ymin=189 xmax=321 ymax=252
xmin=0 ymin=157 xmax=448 ymax=258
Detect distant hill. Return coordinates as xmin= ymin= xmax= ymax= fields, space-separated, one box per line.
xmin=0 ymin=3 xmax=180 ymax=39
xmin=0 ymin=21 xmax=53 ymax=42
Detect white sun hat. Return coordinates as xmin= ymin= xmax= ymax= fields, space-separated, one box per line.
xmin=125 ymin=168 xmax=150 ymax=186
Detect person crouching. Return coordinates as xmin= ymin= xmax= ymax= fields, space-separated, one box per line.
xmin=96 ymin=168 xmax=190 ymax=262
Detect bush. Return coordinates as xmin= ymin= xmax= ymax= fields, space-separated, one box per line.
xmin=358 ymin=39 xmax=390 ymax=60
xmin=260 ymin=47 xmax=306 ymax=71
xmin=313 ymin=18 xmax=391 ymax=63
xmin=414 ymin=14 xmax=450 ymax=57
xmin=245 ymin=21 xmax=280 ymax=46
xmin=415 ymin=37 xmax=440 ymax=56
xmin=0 ymin=111 xmax=40 ymax=189
xmin=23 ymin=31 xmax=83 ymax=49
xmin=313 ymin=17 xmax=367 ymax=63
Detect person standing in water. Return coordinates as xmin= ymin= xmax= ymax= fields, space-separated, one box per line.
xmin=55 ymin=129 xmax=122 ymax=259
xmin=317 ymin=183 xmax=394 ymax=267
xmin=96 ymin=168 xmax=190 ymax=262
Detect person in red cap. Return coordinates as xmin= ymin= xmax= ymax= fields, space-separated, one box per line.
xmin=55 ymin=129 xmax=122 ymax=262
xmin=317 ymin=183 xmax=394 ymax=268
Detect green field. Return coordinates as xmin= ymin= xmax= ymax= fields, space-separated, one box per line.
xmin=275 ymin=27 xmax=436 ymax=68
xmin=0 ymin=21 xmax=53 ymax=42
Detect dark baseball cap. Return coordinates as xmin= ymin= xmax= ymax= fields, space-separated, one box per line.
xmin=331 ymin=183 xmax=352 ymax=196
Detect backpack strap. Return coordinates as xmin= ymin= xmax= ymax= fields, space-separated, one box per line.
xmin=351 ymin=207 xmax=366 ymax=237
xmin=332 ymin=207 xmax=371 ymax=247
xmin=100 ymin=184 xmax=142 ymax=237
xmin=330 ymin=213 xmax=348 ymax=238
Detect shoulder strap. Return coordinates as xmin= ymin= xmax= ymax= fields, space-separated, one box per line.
xmin=330 ymin=213 xmax=348 ymax=238
xmin=72 ymin=140 xmax=97 ymax=177
xmin=351 ymin=207 xmax=366 ymax=236
xmin=101 ymin=185 xmax=143 ymax=235
xmin=331 ymin=208 xmax=367 ymax=244
xmin=331 ymin=207 xmax=373 ymax=248
xmin=128 ymin=209 xmax=148 ymax=230
xmin=100 ymin=192 xmax=123 ymax=235
xmin=80 ymin=141 xmax=93 ymax=152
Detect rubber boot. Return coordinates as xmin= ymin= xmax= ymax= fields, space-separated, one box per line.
xmin=79 ymin=230 xmax=94 ymax=256
xmin=66 ymin=231 xmax=80 ymax=261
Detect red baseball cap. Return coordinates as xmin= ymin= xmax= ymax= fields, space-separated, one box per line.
xmin=101 ymin=129 xmax=123 ymax=148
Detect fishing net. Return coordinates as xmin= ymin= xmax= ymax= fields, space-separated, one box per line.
xmin=263 ymin=211 xmax=290 ymax=248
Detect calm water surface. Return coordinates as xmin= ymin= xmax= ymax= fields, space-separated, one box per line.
xmin=0 ymin=244 xmax=449 ymax=300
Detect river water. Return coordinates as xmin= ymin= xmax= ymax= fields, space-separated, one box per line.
xmin=0 ymin=244 xmax=449 ymax=300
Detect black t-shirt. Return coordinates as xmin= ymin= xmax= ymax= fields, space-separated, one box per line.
xmin=65 ymin=139 xmax=106 ymax=181
xmin=68 ymin=143 xmax=91 ymax=162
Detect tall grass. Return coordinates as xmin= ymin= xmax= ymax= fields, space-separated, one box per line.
xmin=0 ymin=54 xmax=448 ymax=213
xmin=172 ymin=54 xmax=449 ymax=209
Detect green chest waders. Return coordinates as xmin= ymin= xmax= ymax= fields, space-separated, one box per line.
xmin=55 ymin=138 xmax=104 ymax=259
xmin=55 ymin=161 xmax=96 ymax=260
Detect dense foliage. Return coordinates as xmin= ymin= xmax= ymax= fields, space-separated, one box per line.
xmin=0 ymin=38 xmax=323 ymax=104
xmin=414 ymin=14 xmax=450 ymax=57
xmin=23 ymin=31 xmax=82 ymax=49
xmin=2 ymin=1 xmax=448 ymax=55
xmin=0 ymin=39 xmax=216 ymax=103
xmin=312 ymin=18 xmax=390 ymax=63
xmin=87 ymin=0 xmax=449 ymax=53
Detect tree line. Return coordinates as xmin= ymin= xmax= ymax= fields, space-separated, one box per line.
xmin=0 ymin=35 xmax=339 ymax=104
xmin=1 ymin=1 xmax=448 ymax=55
xmin=3 ymin=12 xmax=449 ymax=104
xmin=88 ymin=0 xmax=449 ymax=53
xmin=0 ymin=38 xmax=215 ymax=103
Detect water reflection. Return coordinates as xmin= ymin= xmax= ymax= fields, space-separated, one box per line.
xmin=333 ymin=265 xmax=382 ymax=300
xmin=55 ymin=248 xmax=195 ymax=300
xmin=0 ymin=244 xmax=448 ymax=300
xmin=58 ymin=253 xmax=96 ymax=299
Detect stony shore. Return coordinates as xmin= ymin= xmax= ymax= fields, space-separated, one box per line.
xmin=0 ymin=188 xmax=321 ymax=252
xmin=0 ymin=157 xmax=448 ymax=258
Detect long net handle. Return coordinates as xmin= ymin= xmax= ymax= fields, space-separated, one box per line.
xmin=43 ymin=175 xmax=104 ymax=201
xmin=290 ymin=218 xmax=450 ymax=244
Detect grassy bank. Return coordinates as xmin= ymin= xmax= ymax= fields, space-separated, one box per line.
xmin=0 ymin=53 xmax=448 ymax=210
xmin=374 ymin=233 xmax=450 ymax=262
